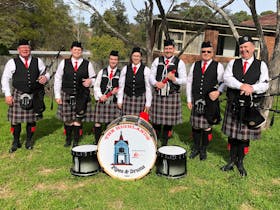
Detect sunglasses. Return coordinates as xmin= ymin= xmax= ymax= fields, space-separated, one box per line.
xmin=201 ymin=50 xmax=212 ymax=54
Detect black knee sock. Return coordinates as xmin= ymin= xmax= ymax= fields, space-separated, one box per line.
xmin=26 ymin=122 xmax=36 ymax=142
xmin=64 ymin=124 xmax=73 ymax=144
xmin=162 ymin=125 xmax=172 ymax=146
xmin=202 ymin=129 xmax=212 ymax=147
xmin=11 ymin=124 xmax=21 ymax=145
xmin=73 ymin=126 xmax=81 ymax=145
xmin=192 ymin=128 xmax=202 ymax=151
xmin=94 ymin=126 xmax=102 ymax=144
xmin=153 ymin=124 xmax=161 ymax=139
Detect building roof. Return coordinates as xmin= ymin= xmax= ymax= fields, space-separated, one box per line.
xmin=241 ymin=13 xmax=277 ymax=28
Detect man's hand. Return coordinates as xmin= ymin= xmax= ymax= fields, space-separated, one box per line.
xmin=82 ymin=78 xmax=92 ymax=87
xmin=209 ymin=90 xmax=220 ymax=101
xmin=99 ymin=95 xmax=108 ymax=102
xmin=111 ymin=87 xmax=118 ymax=95
xmin=187 ymin=102 xmax=192 ymax=110
xmin=56 ymin=98 xmax=62 ymax=105
xmin=117 ymin=103 xmax=122 ymax=109
xmin=5 ymin=96 xmax=13 ymax=106
xmin=240 ymin=83 xmax=253 ymax=95
xmin=155 ymin=82 xmax=165 ymax=89
xmin=38 ymin=75 xmax=47 ymax=84
xmin=167 ymin=71 xmax=176 ymax=82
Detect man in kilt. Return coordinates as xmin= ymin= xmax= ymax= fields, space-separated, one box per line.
xmin=117 ymin=47 xmax=152 ymax=116
xmin=54 ymin=41 xmax=96 ymax=147
xmin=1 ymin=39 xmax=49 ymax=152
xmin=93 ymin=50 xmax=120 ymax=144
xmin=186 ymin=41 xmax=225 ymax=160
xmin=149 ymin=39 xmax=187 ymax=146
xmin=221 ymin=36 xmax=269 ymax=176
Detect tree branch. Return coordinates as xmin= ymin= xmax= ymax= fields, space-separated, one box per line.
xmin=77 ymin=0 xmax=145 ymax=50
xmin=155 ymin=0 xmax=170 ymax=40
xmin=178 ymin=0 xmax=235 ymax=57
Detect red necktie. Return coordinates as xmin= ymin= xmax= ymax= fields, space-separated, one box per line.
xmin=243 ymin=61 xmax=248 ymax=74
xmin=74 ymin=61 xmax=78 ymax=71
xmin=133 ymin=66 xmax=137 ymax=75
xmin=165 ymin=59 xmax=169 ymax=69
xmin=24 ymin=58 xmax=29 ymax=69
xmin=202 ymin=61 xmax=207 ymax=74
xmin=109 ymin=69 xmax=113 ymax=79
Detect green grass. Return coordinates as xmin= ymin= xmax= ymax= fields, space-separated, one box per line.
xmin=0 ymin=96 xmax=279 ymax=210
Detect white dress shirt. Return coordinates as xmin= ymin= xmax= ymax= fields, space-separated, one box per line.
xmin=149 ymin=56 xmax=187 ymax=87
xmin=186 ymin=59 xmax=225 ymax=103
xmin=54 ymin=57 xmax=96 ymax=99
xmin=223 ymin=56 xmax=269 ymax=94
xmin=94 ymin=66 xmax=118 ymax=100
xmin=117 ymin=63 xmax=152 ymax=107
xmin=1 ymin=55 xmax=48 ymax=97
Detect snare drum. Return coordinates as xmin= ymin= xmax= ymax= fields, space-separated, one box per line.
xmin=156 ymin=146 xmax=187 ymax=178
xmin=70 ymin=145 xmax=100 ymax=176
xmin=98 ymin=115 xmax=157 ymax=180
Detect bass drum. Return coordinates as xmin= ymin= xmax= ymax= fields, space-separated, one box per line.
xmin=98 ymin=115 xmax=157 ymax=180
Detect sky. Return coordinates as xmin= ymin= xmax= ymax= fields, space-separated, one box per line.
xmin=66 ymin=0 xmax=276 ymax=24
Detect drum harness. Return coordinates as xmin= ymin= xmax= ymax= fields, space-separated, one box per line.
xmin=99 ymin=69 xmax=119 ymax=104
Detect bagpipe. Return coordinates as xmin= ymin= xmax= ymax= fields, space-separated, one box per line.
xmin=194 ymin=85 xmax=222 ymax=125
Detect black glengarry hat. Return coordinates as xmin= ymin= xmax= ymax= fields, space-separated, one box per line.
xmin=201 ymin=41 xmax=212 ymax=48
xmin=71 ymin=41 xmax=83 ymax=49
xmin=164 ymin=39 xmax=175 ymax=46
xmin=110 ymin=50 xmax=119 ymax=56
xmin=131 ymin=47 xmax=142 ymax=55
xmin=239 ymin=35 xmax=253 ymax=45
xmin=18 ymin=39 xmax=30 ymax=46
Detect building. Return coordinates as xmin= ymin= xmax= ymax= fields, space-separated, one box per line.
xmin=152 ymin=13 xmax=277 ymax=64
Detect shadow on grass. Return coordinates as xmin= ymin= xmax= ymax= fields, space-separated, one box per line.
xmin=35 ymin=116 xmax=63 ymax=139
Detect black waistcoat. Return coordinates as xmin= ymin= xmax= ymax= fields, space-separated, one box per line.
xmin=192 ymin=60 xmax=218 ymax=101
xmin=124 ymin=63 xmax=145 ymax=97
xmin=62 ymin=59 xmax=89 ymax=95
xmin=155 ymin=56 xmax=180 ymax=93
xmin=100 ymin=68 xmax=121 ymax=94
xmin=227 ymin=58 xmax=261 ymax=101
xmin=12 ymin=56 xmax=42 ymax=93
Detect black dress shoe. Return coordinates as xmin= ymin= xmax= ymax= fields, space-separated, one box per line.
xmin=9 ymin=146 xmax=18 ymax=153
xmin=72 ymin=141 xmax=79 ymax=147
xmin=189 ymin=150 xmax=200 ymax=159
xmin=200 ymin=152 xmax=207 ymax=160
xmin=9 ymin=142 xmax=22 ymax=153
xmin=64 ymin=141 xmax=71 ymax=147
xmin=25 ymin=141 xmax=33 ymax=150
xmin=237 ymin=162 xmax=247 ymax=177
xmin=220 ymin=162 xmax=235 ymax=171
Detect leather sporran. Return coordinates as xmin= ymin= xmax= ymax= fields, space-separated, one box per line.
xmin=19 ymin=93 xmax=33 ymax=110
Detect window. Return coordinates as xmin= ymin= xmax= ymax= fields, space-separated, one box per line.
xmin=161 ymin=29 xmax=204 ymax=54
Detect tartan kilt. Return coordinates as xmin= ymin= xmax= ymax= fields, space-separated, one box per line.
xmin=93 ymin=101 xmax=120 ymax=123
xmin=122 ymin=94 xmax=146 ymax=116
xmin=150 ymin=92 xmax=182 ymax=125
xmin=56 ymin=91 xmax=94 ymax=122
xmin=190 ymin=110 xmax=211 ymax=129
xmin=222 ymin=103 xmax=261 ymax=140
xmin=8 ymin=89 xmax=42 ymax=124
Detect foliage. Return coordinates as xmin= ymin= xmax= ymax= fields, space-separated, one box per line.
xmin=90 ymin=35 xmax=128 ymax=66
xmin=230 ymin=10 xmax=252 ymax=24
xmin=0 ymin=96 xmax=279 ymax=209
xmin=0 ymin=44 xmax=10 ymax=55
xmin=90 ymin=0 xmax=129 ymax=37
xmin=0 ymin=0 xmax=75 ymax=50
xmin=260 ymin=10 xmax=275 ymax=16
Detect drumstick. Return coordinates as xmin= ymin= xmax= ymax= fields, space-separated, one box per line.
xmin=99 ymin=87 xmax=119 ymax=102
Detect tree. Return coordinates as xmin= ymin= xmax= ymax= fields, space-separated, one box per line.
xmin=260 ymin=10 xmax=275 ymax=16
xmin=230 ymin=10 xmax=251 ymax=23
xmin=0 ymin=0 xmax=75 ymax=50
xmin=90 ymin=35 xmax=128 ymax=66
